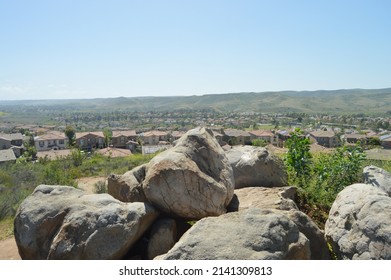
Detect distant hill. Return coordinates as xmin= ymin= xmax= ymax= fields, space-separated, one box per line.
xmin=1 ymin=88 xmax=391 ymax=115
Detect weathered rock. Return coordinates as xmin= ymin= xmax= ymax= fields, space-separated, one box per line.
xmin=14 ymin=185 xmax=159 ymax=260
xmin=143 ymin=127 xmax=235 ymax=220
xmin=225 ymin=146 xmax=287 ymax=189
xmin=228 ymin=186 xmax=298 ymax=211
xmin=147 ymin=218 xmax=177 ymax=260
xmin=108 ymin=164 xmax=147 ymax=203
xmin=363 ymin=165 xmax=391 ymax=196
xmin=227 ymin=186 xmax=329 ymax=259
xmin=325 ymin=183 xmax=391 ymax=260
xmin=156 ymin=208 xmax=310 ymax=260
xmin=285 ymin=210 xmax=330 ymax=260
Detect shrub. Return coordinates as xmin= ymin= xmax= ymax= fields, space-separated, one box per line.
xmin=94 ymin=180 xmax=107 ymax=194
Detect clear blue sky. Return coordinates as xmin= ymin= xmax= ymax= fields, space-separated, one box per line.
xmin=1 ymin=0 xmax=390 ymax=100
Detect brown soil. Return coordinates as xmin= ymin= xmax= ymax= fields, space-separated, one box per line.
xmin=76 ymin=176 xmax=107 ymax=194
xmin=0 ymin=237 xmax=21 ymax=260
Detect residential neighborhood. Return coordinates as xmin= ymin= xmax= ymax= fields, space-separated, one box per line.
xmin=0 ymin=122 xmax=390 ymax=164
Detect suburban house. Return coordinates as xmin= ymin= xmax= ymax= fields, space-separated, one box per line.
xmin=0 ymin=149 xmax=17 ymax=164
xmin=34 ymin=131 xmax=68 ymax=151
xmin=249 ymin=130 xmax=277 ymax=145
xmin=111 ymin=130 xmax=137 ymax=149
xmin=140 ymin=130 xmax=170 ymax=145
xmin=0 ymin=133 xmax=24 ymax=157
xmin=344 ymin=133 xmax=368 ymax=144
xmin=276 ymin=130 xmax=292 ymax=147
xmin=171 ymin=131 xmax=185 ymax=142
xmin=309 ymin=130 xmax=340 ymax=148
xmin=223 ymin=129 xmax=251 ymax=145
xmin=380 ymin=134 xmax=391 ymax=149
xmin=0 ymin=137 xmax=11 ymax=150
xmin=75 ymin=132 xmax=105 ymax=151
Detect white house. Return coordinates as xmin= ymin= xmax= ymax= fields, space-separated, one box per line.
xmin=34 ymin=131 xmax=68 ymax=151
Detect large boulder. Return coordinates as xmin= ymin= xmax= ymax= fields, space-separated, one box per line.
xmin=363 ymin=165 xmax=391 ymax=196
xmin=142 ymin=127 xmax=235 ymax=220
xmin=156 ymin=208 xmax=310 ymax=260
xmin=108 ymin=164 xmax=147 ymax=202
xmin=325 ymin=183 xmax=391 ymax=260
xmin=225 ymin=146 xmax=287 ymax=189
xmin=14 ymin=185 xmax=159 ymax=260
xmin=228 ymin=186 xmax=329 ymax=260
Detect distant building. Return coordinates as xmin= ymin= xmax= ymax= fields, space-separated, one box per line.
xmin=309 ymin=130 xmax=340 ymax=148
xmin=344 ymin=134 xmax=367 ymax=144
xmin=75 ymin=132 xmax=105 ymax=151
xmin=0 ymin=133 xmax=24 ymax=157
xmin=111 ymin=130 xmax=137 ymax=149
xmin=223 ymin=129 xmax=251 ymax=145
xmin=140 ymin=131 xmax=169 ymax=145
xmin=0 ymin=149 xmax=17 ymax=164
xmin=248 ymin=130 xmax=277 ymax=145
xmin=34 ymin=131 xmax=68 ymax=151
xmin=380 ymin=134 xmax=391 ymax=149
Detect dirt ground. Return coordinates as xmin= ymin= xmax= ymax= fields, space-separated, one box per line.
xmin=0 ymin=176 xmax=108 ymax=260
xmin=0 ymin=238 xmax=21 ymax=260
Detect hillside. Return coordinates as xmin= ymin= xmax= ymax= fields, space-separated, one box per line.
xmin=1 ymin=88 xmax=391 ymax=115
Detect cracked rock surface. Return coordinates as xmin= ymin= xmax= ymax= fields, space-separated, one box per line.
xmin=325 ymin=183 xmax=391 ymax=260
xmin=363 ymin=165 xmax=391 ymax=196
xmin=143 ymin=127 xmax=235 ymax=220
xmin=14 ymin=185 xmax=159 ymax=260
xmin=156 ymin=208 xmax=310 ymax=260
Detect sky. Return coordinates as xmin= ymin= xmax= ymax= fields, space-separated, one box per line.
xmin=0 ymin=0 xmax=390 ymax=100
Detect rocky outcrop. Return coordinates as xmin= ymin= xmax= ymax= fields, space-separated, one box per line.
xmin=325 ymin=183 xmax=391 ymax=260
xmin=363 ymin=165 xmax=391 ymax=196
xmin=142 ymin=127 xmax=235 ymax=220
xmin=14 ymin=185 xmax=159 ymax=260
xmin=108 ymin=164 xmax=147 ymax=202
xmin=225 ymin=146 xmax=287 ymax=189
xmin=156 ymin=208 xmax=310 ymax=260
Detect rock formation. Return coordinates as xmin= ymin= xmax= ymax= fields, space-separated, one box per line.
xmin=14 ymin=185 xmax=158 ymax=260
xmin=325 ymin=183 xmax=391 ymax=260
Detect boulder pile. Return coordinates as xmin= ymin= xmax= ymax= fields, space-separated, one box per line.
xmin=14 ymin=127 xmax=337 ymax=259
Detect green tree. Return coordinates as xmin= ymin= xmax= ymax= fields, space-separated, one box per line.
xmin=285 ymin=128 xmax=312 ymax=187
xmin=103 ymin=128 xmax=113 ymax=147
xmin=65 ymin=125 xmax=76 ymax=146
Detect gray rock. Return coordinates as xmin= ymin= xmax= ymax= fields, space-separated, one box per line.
xmin=225 ymin=146 xmax=287 ymax=189
xmin=285 ymin=210 xmax=330 ymax=260
xmin=363 ymin=165 xmax=391 ymax=196
xmin=14 ymin=185 xmax=159 ymax=260
xmin=157 ymin=208 xmax=310 ymax=260
xmin=147 ymin=218 xmax=177 ymax=260
xmin=143 ymin=127 xmax=235 ymax=220
xmin=228 ymin=186 xmax=329 ymax=259
xmin=229 ymin=186 xmax=298 ymax=211
xmin=325 ymin=183 xmax=391 ymax=260
xmin=107 ymin=164 xmax=147 ymax=202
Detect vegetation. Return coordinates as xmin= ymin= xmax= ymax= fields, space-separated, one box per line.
xmin=0 ymin=151 xmax=155 ymax=222
xmin=251 ymin=139 xmax=268 ymax=147
xmin=94 ymin=180 xmax=108 ymax=194
xmin=285 ymin=130 xmax=367 ymax=227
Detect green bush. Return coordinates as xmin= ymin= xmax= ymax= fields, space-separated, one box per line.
xmin=94 ymin=180 xmax=107 ymax=194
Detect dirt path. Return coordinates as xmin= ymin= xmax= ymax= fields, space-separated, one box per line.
xmin=0 ymin=238 xmax=21 ymax=260
xmin=76 ymin=176 xmax=107 ymax=194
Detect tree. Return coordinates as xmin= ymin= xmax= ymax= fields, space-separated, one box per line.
xmin=285 ymin=128 xmax=312 ymax=186
xmin=65 ymin=125 xmax=76 ymax=147
xmin=103 ymin=128 xmax=113 ymax=147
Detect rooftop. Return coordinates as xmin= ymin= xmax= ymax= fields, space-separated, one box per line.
xmin=112 ymin=130 xmax=137 ymax=138
xmin=0 ymin=149 xmax=17 ymax=163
